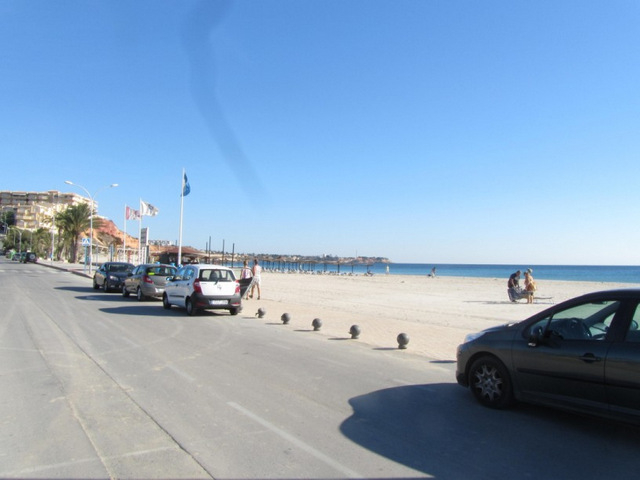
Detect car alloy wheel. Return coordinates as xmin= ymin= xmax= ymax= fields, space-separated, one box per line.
xmin=136 ymin=287 xmax=145 ymax=301
xmin=122 ymin=285 xmax=130 ymax=297
xmin=469 ymin=356 xmax=514 ymax=409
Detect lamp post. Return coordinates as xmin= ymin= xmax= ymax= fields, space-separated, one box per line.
xmin=64 ymin=181 xmax=118 ymax=274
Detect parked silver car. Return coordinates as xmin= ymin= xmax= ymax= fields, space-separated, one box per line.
xmin=163 ymin=264 xmax=242 ymax=315
xmin=122 ymin=263 xmax=177 ymax=301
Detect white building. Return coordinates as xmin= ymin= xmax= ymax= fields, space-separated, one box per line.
xmin=0 ymin=190 xmax=92 ymax=231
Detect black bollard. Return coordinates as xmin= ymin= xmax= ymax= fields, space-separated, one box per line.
xmin=281 ymin=313 xmax=291 ymax=325
xmin=312 ymin=318 xmax=322 ymax=331
xmin=349 ymin=325 xmax=361 ymax=339
xmin=397 ymin=333 xmax=410 ymax=349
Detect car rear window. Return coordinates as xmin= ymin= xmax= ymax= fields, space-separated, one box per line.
xmin=147 ymin=266 xmax=176 ymax=276
xmin=199 ymin=269 xmax=235 ymax=282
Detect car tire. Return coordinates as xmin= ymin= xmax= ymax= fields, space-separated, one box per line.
xmin=229 ymin=307 xmax=239 ymax=316
xmin=136 ymin=287 xmax=145 ymax=302
xmin=104 ymin=283 xmax=111 ymax=293
xmin=93 ymin=280 xmax=100 ymax=290
xmin=162 ymin=294 xmax=171 ymax=310
xmin=186 ymin=298 xmax=197 ymax=316
xmin=122 ymin=285 xmax=130 ymax=298
xmin=468 ymin=356 xmax=514 ymax=409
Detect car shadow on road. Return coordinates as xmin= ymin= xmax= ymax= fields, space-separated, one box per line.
xmin=55 ymin=285 xmax=97 ymax=293
xmin=99 ymin=306 xmax=178 ymax=316
xmin=340 ymin=383 xmax=640 ymax=479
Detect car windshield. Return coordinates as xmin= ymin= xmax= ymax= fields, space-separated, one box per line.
xmin=525 ymin=300 xmax=621 ymax=340
xmin=109 ymin=264 xmax=133 ymax=273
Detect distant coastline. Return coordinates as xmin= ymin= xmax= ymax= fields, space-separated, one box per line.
xmin=265 ymin=262 xmax=640 ymax=284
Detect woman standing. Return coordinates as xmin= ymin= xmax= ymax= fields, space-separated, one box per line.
xmin=524 ymin=269 xmax=536 ymax=304
xmin=240 ymin=260 xmax=253 ymax=300
xmin=250 ymin=258 xmax=262 ymax=300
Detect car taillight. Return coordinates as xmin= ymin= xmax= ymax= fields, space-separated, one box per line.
xmin=193 ymin=279 xmax=203 ymax=294
xmin=143 ymin=275 xmax=154 ymax=284
xmin=234 ymin=281 xmax=240 ymax=295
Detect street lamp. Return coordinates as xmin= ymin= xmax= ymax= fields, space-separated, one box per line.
xmin=64 ymin=180 xmax=118 ymax=274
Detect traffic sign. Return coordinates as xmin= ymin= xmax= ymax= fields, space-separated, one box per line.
xmin=81 ymin=237 xmax=91 ymax=246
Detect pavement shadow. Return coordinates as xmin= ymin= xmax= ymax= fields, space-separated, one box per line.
xmin=340 ymin=384 xmax=640 ymax=479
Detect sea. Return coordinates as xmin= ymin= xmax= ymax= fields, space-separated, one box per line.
xmin=291 ymin=262 xmax=640 ymax=284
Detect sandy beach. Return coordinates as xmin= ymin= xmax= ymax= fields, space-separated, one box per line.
xmin=243 ymin=272 xmax=638 ymax=361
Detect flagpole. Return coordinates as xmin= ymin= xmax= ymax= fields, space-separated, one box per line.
xmin=138 ymin=199 xmax=142 ymax=263
xmin=178 ymin=168 xmax=185 ymax=266
xmin=123 ymin=205 xmax=127 ymax=262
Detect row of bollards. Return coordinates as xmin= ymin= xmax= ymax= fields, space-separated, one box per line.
xmin=256 ymin=309 xmax=410 ymax=349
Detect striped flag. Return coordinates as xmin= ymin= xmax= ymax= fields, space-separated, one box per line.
xmin=140 ymin=200 xmax=159 ymax=217
xmin=125 ymin=205 xmax=141 ymax=221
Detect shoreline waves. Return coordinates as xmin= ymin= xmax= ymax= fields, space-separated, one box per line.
xmin=263 ymin=263 xmax=640 ymax=284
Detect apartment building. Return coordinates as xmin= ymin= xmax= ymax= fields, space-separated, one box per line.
xmin=0 ymin=190 xmax=92 ymax=231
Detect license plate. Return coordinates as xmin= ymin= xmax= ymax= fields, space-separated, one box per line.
xmin=210 ymin=300 xmax=228 ymax=305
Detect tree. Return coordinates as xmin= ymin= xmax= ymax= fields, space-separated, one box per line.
xmin=55 ymin=203 xmax=101 ymax=263
xmin=0 ymin=210 xmax=15 ymax=227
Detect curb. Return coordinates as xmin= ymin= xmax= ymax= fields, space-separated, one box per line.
xmin=37 ymin=261 xmax=92 ymax=279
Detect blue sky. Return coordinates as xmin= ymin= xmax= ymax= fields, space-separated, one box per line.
xmin=2 ymin=0 xmax=640 ymax=265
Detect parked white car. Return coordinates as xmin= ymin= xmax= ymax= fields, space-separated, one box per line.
xmin=163 ymin=264 xmax=242 ymax=315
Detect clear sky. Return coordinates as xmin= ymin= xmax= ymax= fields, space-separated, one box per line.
xmin=2 ymin=0 xmax=640 ymax=265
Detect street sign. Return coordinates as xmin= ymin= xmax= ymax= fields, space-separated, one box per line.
xmin=81 ymin=237 xmax=91 ymax=246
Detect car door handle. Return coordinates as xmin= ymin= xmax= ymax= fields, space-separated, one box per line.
xmin=579 ymin=353 xmax=602 ymax=363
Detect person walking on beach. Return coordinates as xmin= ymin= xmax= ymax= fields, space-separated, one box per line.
xmin=250 ymin=258 xmax=262 ymax=300
xmin=240 ymin=260 xmax=253 ymax=300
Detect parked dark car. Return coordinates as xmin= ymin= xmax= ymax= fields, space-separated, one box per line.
xmin=22 ymin=251 xmax=37 ymax=263
xmin=93 ymin=262 xmax=135 ymax=292
xmin=123 ymin=263 xmax=177 ymax=301
xmin=457 ymin=289 xmax=640 ymax=424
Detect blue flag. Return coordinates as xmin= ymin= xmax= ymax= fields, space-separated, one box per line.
xmin=182 ymin=172 xmax=191 ymax=197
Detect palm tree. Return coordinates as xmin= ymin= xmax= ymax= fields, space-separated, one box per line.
xmin=55 ymin=203 xmax=101 ymax=263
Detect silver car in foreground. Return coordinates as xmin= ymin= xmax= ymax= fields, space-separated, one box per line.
xmin=163 ymin=264 xmax=242 ymax=315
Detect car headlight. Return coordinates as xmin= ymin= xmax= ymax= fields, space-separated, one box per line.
xmin=108 ymin=275 xmax=118 ymax=281
xmin=463 ymin=331 xmax=485 ymax=344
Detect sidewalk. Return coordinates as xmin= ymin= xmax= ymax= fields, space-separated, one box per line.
xmin=38 ymin=259 xmax=92 ymax=279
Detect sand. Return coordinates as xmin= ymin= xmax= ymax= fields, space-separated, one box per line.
xmin=243 ymin=272 xmax=637 ymax=361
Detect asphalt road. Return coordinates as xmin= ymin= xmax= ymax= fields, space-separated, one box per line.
xmin=1 ymin=258 xmax=638 ymax=479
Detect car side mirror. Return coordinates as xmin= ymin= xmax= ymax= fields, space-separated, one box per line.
xmin=528 ymin=333 xmax=541 ymax=347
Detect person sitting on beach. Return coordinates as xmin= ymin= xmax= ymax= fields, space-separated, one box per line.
xmin=524 ymin=269 xmax=536 ymax=304
xmin=429 ymin=267 xmax=437 ymax=278
xmin=507 ymin=270 xmax=529 ymax=302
